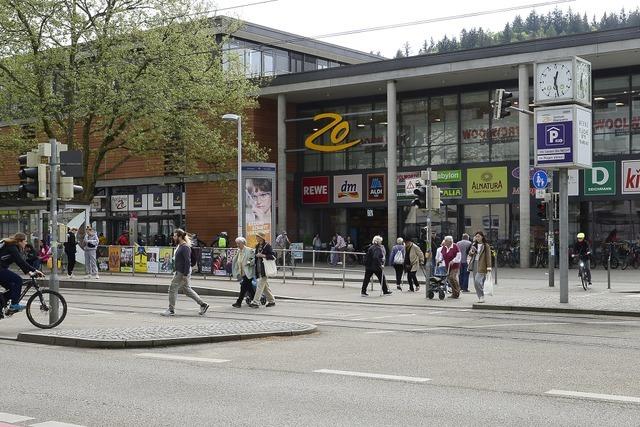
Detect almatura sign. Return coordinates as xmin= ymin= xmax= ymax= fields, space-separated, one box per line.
xmin=333 ymin=174 xmax=362 ymax=203
xmin=467 ymin=167 xmax=508 ymax=199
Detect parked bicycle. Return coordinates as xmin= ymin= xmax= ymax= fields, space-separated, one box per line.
xmin=534 ymin=245 xmax=549 ymax=268
xmin=621 ymin=242 xmax=640 ymax=270
xmin=0 ymin=276 xmax=67 ymax=329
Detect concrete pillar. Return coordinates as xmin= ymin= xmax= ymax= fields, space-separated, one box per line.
xmin=387 ymin=81 xmax=398 ymax=246
xmin=518 ymin=64 xmax=530 ymax=268
xmin=277 ymin=94 xmax=286 ymax=238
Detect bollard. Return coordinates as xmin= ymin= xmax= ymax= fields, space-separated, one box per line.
xmin=342 ymin=251 xmax=346 ymax=288
xmin=607 ymin=243 xmax=611 ymax=290
xmin=312 ymin=249 xmax=316 ymax=286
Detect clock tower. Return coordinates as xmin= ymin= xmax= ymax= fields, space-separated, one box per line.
xmin=533 ymin=57 xmax=592 ymax=107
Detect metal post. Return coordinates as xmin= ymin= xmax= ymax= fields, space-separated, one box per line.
xmin=548 ymin=175 xmax=555 ymax=287
xmin=312 ymin=249 xmax=316 ymax=286
xmin=425 ymin=168 xmax=432 ymax=298
xmin=559 ymin=169 xmax=569 ymax=303
xmin=342 ymin=251 xmax=346 ymax=288
xmin=49 ymin=138 xmax=59 ymax=322
xmin=387 ymin=80 xmax=398 ymax=247
xmin=237 ymin=118 xmax=243 ymax=239
xmin=607 ymin=243 xmax=612 ymax=289
xmin=518 ymin=64 xmax=531 ymax=268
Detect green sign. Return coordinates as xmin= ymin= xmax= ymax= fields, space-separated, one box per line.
xmin=441 ymin=188 xmax=463 ymax=199
xmin=584 ymin=161 xmax=616 ymax=196
xmin=435 ymin=169 xmax=462 ymax=183
xmin=467 ymin=167 xmax=508 ymax=199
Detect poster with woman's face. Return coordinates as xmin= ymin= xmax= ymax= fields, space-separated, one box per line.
xmin=245 ymin=177 xmax=273 ymax=247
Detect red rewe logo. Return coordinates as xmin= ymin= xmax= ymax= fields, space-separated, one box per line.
xmin=302 ymin=176 xmax=329 ymax=204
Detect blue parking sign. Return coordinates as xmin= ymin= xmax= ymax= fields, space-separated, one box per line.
xmin=532 ymin=170 xmax=549 ymax=189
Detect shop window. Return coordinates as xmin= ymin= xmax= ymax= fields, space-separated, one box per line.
xmin=429 ymin=95 xmax=458 ymax=164
xmin=275 ymin=49 xmax=289 ymax=75
xmin=490 ymin=87 xmax=519 ymax=162
xmin=591 ymin=200 xmax=631 ymax=244
xmin=461 ymin=91 xmax=491 ymax=163
xmin=399 ymin=99 xmax=428 ymax=167
xmin=372 ymin=104 xmax=388 ymax=168
xmin=290 ymin=53 xmax=303 ymax=73
xmin=593 ymin=76 xmax=630 ymax=156
xmin=631 ymin=74 xmax=640 ymax=153
xmin=346 ymin=104 xmax=374 ymax=170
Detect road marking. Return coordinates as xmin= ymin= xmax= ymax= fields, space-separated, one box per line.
xmin=626 ymin=294 xmax=640 ymax=298
xmin=463 ymin=322 xmax=567 ymax=329
xmin=0 ymin=413 xmax=33 ymax=423
xmin=68 ymin=307 xmax=114 ymax=315
xmin=365 ymin=330 xmax=395 ymax=334
xmin=314 ymin=369 xmax=430 ymax=383
xmin=30 ymin=422 xmax=86 ymax=427
xmin=314 ymin=320 xmax=336 ymax=324
xmin=350 ymin=313 xmax=416 ymax=321
xmin=136 ymin=353 xmax=230 ymax=364
xmin=546 ymin=389 xmax=640 ymax=404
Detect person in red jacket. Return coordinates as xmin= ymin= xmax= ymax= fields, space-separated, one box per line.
xmin=116 ymin=231 xmax=130 ymax=246
xmin=441 ymin=235 xmax=461 ymax=298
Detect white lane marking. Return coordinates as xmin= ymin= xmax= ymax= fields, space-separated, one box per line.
xmin=546 ymin=389 xmax=640 ymax=404
xmin=136 ymin=353 xmax=230 ymax=364
xmin=30 ymin=422 xmax=86 ymax=427
xmin=365 ymin=330 xmax=395 ymax=334
xmin=463 ymin=322 xmax=567 ymax=329
xmin=350 ymin=313 xmax=416 ymax=321
xmin=626 ymin=295 xmax=640 ymax=298
xmin=67 ymin=307 xmax=114 ymax=315
xmin=314 ymin=369 xmax=430 ymax=383
xmin=0 ymin=412 xmax=34 ymax=423
xmin=314 ymin=320 xmax=336 ymax=324
xmin=583 ymin=320 xmax=640 ymax=325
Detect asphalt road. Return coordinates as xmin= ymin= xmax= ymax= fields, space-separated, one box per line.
xmin=1 ymin=289 xmax=640 ymax=426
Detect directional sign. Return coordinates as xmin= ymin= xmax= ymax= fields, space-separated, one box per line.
xmin=532 ymin=170 xmax=549 ymax=190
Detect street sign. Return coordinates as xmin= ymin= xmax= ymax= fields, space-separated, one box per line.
xmin=60 ymin=150 xmax=84 ymax=177
xmin=534 ymin=105 xmax=592 ymax=169
xmin=404 ymin=177 xmax=424 ymax=195
xmin=532 ymin=170 xmax=549 ymax=189
xmin=535 ymin=189 xmax=545 ymax=199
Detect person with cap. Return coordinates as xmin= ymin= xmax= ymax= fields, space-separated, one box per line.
xmin=249 ymin=231 xmax=276 ymax=308
xmin=274 ymin=230 xmax=290 ymax=266
xmin=573 ymin=232 xmax=592 ymax=286
xmin=64 ymin=227 xmax=78 ymax=278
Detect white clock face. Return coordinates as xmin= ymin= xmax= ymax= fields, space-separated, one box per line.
xmin=538 ymin=62 xmax=572 ymax=99
xmin=576 ymin=61 xmax=591 ymax=102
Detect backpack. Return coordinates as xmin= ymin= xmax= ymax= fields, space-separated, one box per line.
xmin=393 ymin=249 xmax=404 ymax=265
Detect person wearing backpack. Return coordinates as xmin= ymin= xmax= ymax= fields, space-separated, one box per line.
xmin=403 ymin=237 xmax=425 ymax=292
xmin=389 ymin=238 xmax=406 ymax=291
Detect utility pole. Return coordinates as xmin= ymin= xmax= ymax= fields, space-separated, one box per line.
xmin=548 ymin=175 xmax=554 ymax=287
xmin=49 ymin=138 xmax=60 ymax=322
xmin=425 ymin=167 xmax=432 ymax=292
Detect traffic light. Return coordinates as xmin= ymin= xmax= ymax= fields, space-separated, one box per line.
xmin=59 ymin=176 xmax=83 ymax=201
xmin=431 ymin=185 xmax=441 ymax=209
xmin=536 ymin=200 xmax=548 ymax=220
xmin=493 ymin=88 xmax=513 ymax=119
xmin=412 ymin=185 xmax=427 ymax=209
xmin=18 ymin=151 xmax=47 ymax=199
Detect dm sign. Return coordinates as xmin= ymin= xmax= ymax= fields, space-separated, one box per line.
xmin=467 ymin=167 xmax=508 ymax=199
xmin=333 ymin=174 xmax=362 ymax=203
xmin=584 ymin=161 xmax=616 ymax=196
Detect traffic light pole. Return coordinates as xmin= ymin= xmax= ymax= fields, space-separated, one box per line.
xmin=48 ymin=138 xmax=60 ymax=322
xmin=559 ymin=169 xmax=569 ymax=303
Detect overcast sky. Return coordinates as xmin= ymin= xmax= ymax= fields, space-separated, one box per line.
xmin=213 ymin=0 xmax=639 ymax=57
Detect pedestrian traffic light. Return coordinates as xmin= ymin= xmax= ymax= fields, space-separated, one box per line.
xmin=412 ymin=185 xmax=427 ymax=209
xmin=59 ymin=176 xmax=83 ymax=201
xmin=431 ymin=185 xmax=441 ymax=210
xmin=493 ymin=88 xmax=513 ymax=119
xmin=536 ymin=200 xmax=548 ymax=220
xmin=18 ymin=151 xmax=47 ymax=199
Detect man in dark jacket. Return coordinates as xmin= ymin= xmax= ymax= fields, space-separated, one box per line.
xmin=64 ymin=228 xmax=77 ymax=278
xmin=361 ymin=235 xmax=392 ymax=297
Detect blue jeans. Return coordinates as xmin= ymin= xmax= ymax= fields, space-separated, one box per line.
xmin=0 ymin=268 xmax=23 ymax=305
xmin=459 ymin=263 xmax=469 ymax=291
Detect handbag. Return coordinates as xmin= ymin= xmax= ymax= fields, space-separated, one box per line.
xmin=263 ymin=258 xmax=277 ymax=277
xmin=393 ymin=250 xmax=404 ymax=265
xmin=484 ymin=271 xmax=494 ymax=296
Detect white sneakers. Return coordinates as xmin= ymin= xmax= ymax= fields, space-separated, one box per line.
xmin=478 ymin=297 xmax=485 ymax=303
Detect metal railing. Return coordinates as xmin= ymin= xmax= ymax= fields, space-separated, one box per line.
xmin=274 ymin=248 xmax=366 ymax=287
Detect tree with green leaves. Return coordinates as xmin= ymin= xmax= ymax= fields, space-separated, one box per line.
xmin=0 ymin=0 xmax=265 ymax=201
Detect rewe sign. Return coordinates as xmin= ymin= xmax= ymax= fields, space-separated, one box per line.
xmin=302 ymin=176 xmax=329 ymax=204
xmin=622 ymin=161 xmax=640 ymax=194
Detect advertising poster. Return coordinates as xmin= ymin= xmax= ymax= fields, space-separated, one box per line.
xmin=133 ymin=193 xmax=143 ymax=208
xmin=97 ymin=246 xmax=109 ymax=272
xmin=108 ymin=246 xmax=121 ymax=272
xmin=159 ymin=247 xmax=174 ymax=274
xmin=146 ymin=247 xmax=159 ymax=273
xmin=245 ymin=176 xmax=273 ymax=248
xmin=120 ymin=246 xmax=133 ymax=273
xmin=467 ymin=167 xmax=508 ymax=199
xmin=153 ymin=192 xmax=163 ymax=208
xmin=290 ymin=243 xmax=304 ymax=260
xmin=172 ymin=190 xmax=182 ymax=208
xmin=333 ymin=174 xmax=363 ymax=203
xmin=200 ymin=248 xmax=213 ymax=274
xmin=134 ymin=246 xmax=148 ymax=273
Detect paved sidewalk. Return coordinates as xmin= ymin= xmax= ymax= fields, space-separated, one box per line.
xmin=54 ymin=267 xmax=640 ymax=316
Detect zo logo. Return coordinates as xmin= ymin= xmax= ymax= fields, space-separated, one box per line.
xmin=545 ymin=125 xmax=565 ymax=146
xmin=304 ymin=113 xmax=362 ymax=153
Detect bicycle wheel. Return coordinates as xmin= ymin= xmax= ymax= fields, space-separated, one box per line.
xmin=610 ymin=257 xmax=619 ymax=270
xmin=26 ymin=290 xmax=67 ymax=329
xmin=580 ymin=270 xmax=588 ymax=291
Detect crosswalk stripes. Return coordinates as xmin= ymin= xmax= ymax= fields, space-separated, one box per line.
xmin=0 ymin=413 xmax=85 ymax=427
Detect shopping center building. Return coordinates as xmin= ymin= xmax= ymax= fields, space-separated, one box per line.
xmin=1 ymin=20 xmax=639 ymax=257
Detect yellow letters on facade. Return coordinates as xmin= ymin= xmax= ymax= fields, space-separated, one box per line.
xmin=304 ymin=113 xmax=362 ymax=152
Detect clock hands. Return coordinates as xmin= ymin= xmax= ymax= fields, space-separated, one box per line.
xmin=553 ymin=71 xmax=559 ymax=97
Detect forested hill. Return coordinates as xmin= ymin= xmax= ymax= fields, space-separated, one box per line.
xmin=394 ymin=8 xmax=640 ymax=58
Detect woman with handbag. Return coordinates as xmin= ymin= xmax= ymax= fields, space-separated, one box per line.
xmin=389 ymin=238 xmax=405 ymax=290
xmin=231 ymin=237 xmax=256 ymax=308
xmin=467 ymin=231 xmax=492 ymax=303
xmin=403 ymin=237 xmax=424 ymax=292
xmin=83 ymin=226 xmax=100 ymax=279
xmin=249 ymin=231 xmax=276 ymax=308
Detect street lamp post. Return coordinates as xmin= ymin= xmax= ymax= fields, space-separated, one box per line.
xmin=222 ymin=114 xmax=242 ymax=239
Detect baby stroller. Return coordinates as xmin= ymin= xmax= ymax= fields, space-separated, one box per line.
xmin=425 ymin=262 xmax=450 ymax=300
xmin=245 ymin=278 xmax=267 ymax=306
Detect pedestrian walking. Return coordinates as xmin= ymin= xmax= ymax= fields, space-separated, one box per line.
xmin=467 ymin=231 xmax=492 ymax=303
xmin=456 ymin=234 xmax=472 ymax=292
xmin=361 ymin=235 xmax=392 ymax=296
xmin=274 ymin=230 xmax=290 ymax=266
xmin=403 ymin=237 xmax=425 ymax=292
xmin=83 ymin=226 xmax=100 ymax=279
xmin=389 ymin=238 xmax=405 ymax=290
xmin=441 ymin=236 xmax=461 ymax=298
xmin=231 ymin=237 xmax=256 ymax=308
xmin=38 ymin=239 xmax=51 ymax=269
xmin=249 ymin=231 xmax=276 ymax=308
xmin=330 ymin=232 xmax=346 ymax=266
xmin=64 ymin=227 xmax=77 ymax=278
xmin=162 ymin=229 xmax=209 ymax=316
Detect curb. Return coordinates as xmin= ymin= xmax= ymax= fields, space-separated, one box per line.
xmin=17 ymin=324 xmax=318 ymax=349
xmin=472 ymin=303 xmax=640 ymax=317
xmin=59 ymin=280 xmax=238 ymax=298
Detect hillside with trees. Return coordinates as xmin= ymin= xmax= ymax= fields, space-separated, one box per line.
xmin=395 ymin=8 xmax=640 ymax=58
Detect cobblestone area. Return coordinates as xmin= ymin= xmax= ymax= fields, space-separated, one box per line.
xmin=17 ymin=320 xmax=317 ymax=348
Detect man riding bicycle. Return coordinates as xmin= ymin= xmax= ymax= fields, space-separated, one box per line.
xmin=0 ymin=232 xmax=44 ymax=313
xmin=572 ymin=232 xmax=592 ymax=286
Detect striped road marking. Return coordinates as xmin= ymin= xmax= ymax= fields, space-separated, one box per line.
xmin=0 ymin=413 xmax=33 ymax=423
xmin=314 ymin=369 xmax=430 ymax=383
xmin=546 ymin=389 xmax=640 ymax=404
xmin=67 ymin=307 xmax=114 ymax=315
xmin=136 ymin=353 xmax=230 ymax=363
xmin=30 ymin=422 xmax=87 ymax=427
xmin=365 ymin=330 xmax=395 ymax=334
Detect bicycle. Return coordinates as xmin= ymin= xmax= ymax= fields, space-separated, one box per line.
xmin=534 ymin=245 xmax=548 ymax=268
xmin=572 ymin=254 xmax=591 ymax=291
xmin=0 ymin=275 xmax=67 ymax=329
xmin=621 ymin=243 xmax=640 ymax=270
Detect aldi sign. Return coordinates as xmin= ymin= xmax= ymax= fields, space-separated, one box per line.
xmin=367 ymin=174 xmax=386 ymax=202
xmin=302 ymin=176 xmax=329 ymax=204
xmin=584 ymin=161 xmax=615 ymax=196
xmin=622 ymin=160 xmax=640 ymax=194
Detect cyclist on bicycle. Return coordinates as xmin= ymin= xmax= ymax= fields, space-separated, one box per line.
xmin=572 ymin=232 xmax=592 ymax=286
xmin=0 ymin=232 xmax=44 ymax=313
